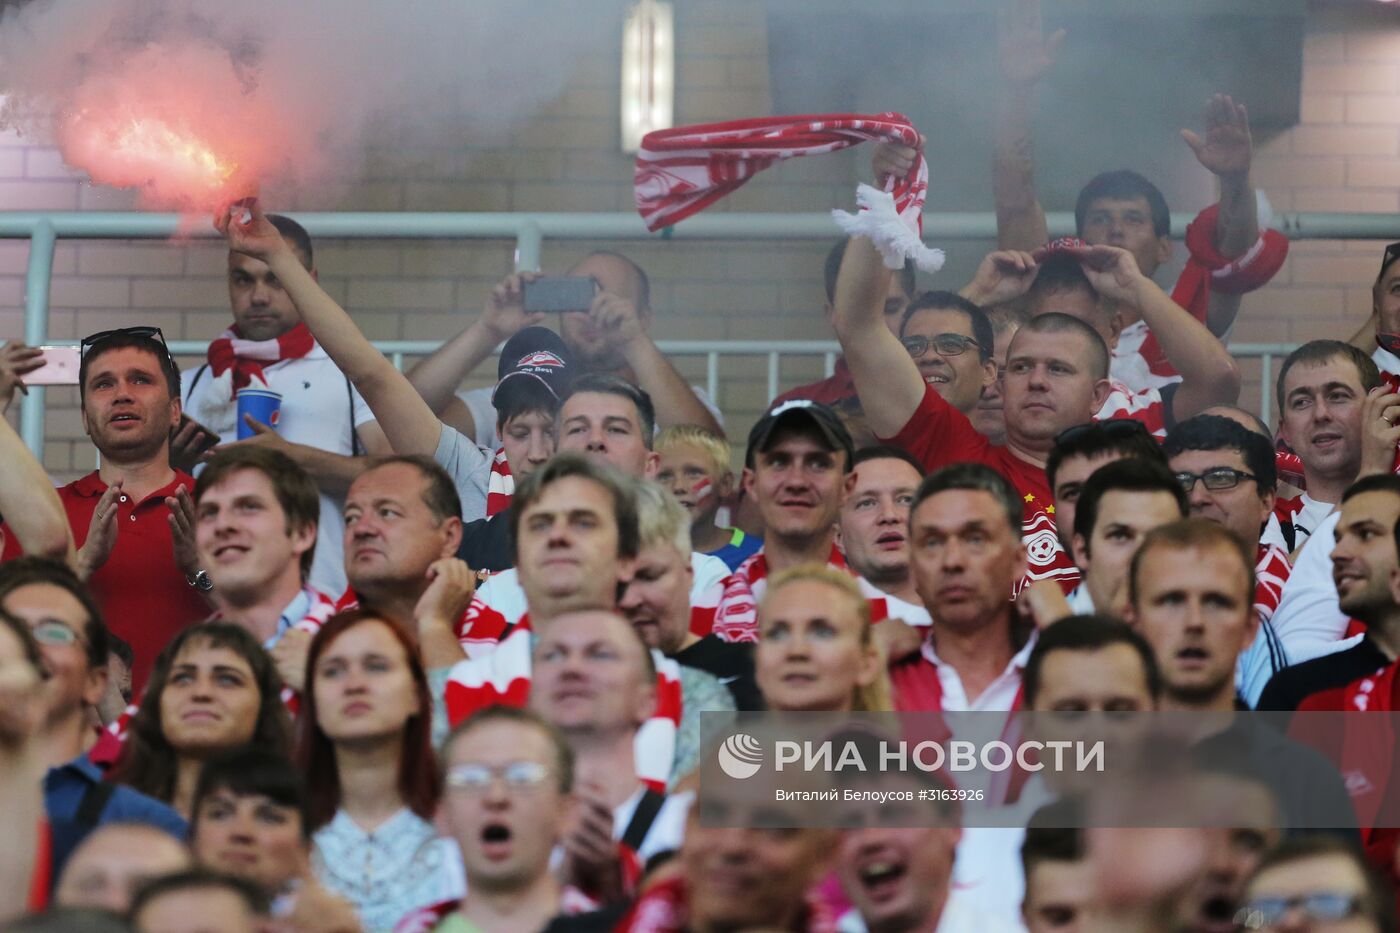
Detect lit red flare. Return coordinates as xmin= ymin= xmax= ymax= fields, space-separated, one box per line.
xmin=60 ymin=109 xmax=254 ymax=211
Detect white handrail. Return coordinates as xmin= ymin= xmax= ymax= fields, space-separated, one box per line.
xmin=43 ymin=336 xmax=1300 ymax=427
xmin=16 ymin=205 xmax=1394 ymax=454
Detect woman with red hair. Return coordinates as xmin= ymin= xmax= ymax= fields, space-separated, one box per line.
xmin=297 ymin=609 xmax=463 ymax=932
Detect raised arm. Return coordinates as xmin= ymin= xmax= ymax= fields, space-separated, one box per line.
xmin=592 ymin=292 xmax=725 ymax=435
xmin=1076 ymin=245 xmax=1241 ymax=419
xmin=830 ymin=236 xmax=926 ymax=439
xmin=0 ymin=413 xmax=74 ymax=564
xmin=217 ymin=202 xmax=446 ymax=457
xmin=405 ymin=272 xmax=546 ymax=435
xmin=992 ymin=0 xmax=1064 ymax=251
xmin=1182 ymin=94 xmax=1259 ymax=337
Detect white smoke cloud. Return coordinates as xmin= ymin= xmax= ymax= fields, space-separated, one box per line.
xmin=0 ymin=0 xmax=629 ymax=208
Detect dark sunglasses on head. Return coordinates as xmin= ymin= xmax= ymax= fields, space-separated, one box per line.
xmin=1235 ymin=891 xmax=1369 ymax=929
xmin=1382 ymin=241 xmax=1400 ymax=279
xmin=1053 ymin=419 xmax=1151 ymax=448
xmin=80 ymin=326 xmax=168 ymax=357
xmin=901 ymin=333 xmax=984 ymax=359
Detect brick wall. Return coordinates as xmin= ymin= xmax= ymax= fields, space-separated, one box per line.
xmin=5 ymin=0 xmax=1399 ymax=480
xmin=1238 ymin=2 xmax=1400 ymax=419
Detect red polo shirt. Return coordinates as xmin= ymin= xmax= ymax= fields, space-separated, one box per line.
xmin=1 ymin=471 xmax=210 ymax=690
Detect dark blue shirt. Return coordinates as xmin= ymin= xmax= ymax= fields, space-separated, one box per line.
xmin=44 ymin=754 xmax=187 ymax=883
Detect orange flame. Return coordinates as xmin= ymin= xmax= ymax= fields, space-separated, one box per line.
xmin=109 ymin=117 xmax=240 ymax=188
xmin=60 ymin=107 xmax=251 ymax=209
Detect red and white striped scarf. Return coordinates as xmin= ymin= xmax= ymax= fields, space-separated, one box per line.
xmin=1254 ymin=543 xmax=1291 ymax=626
xmin=707 ymin=545 xmax=944 ymax=644
xmin=206 ymin=323 xmax=316 ymax=398
xmin=190 ymin=322 xmax=317 ymax=433
xmin=486 ymin=448 xmax=514 ymax=517
xmin=274 ymin=588 xmax=340 ymax=715
xmin=635 ymin=113 xmax=932 ymax=260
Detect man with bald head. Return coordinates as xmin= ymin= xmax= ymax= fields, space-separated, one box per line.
xmin=411 ymin=250 xmax=723 ymax=449
xmin=961 ymin=244 xmax=1241 ymax=438
xmin=55 ymin=823 xmax=192 ymax=915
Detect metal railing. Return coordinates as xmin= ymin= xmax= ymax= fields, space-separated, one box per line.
xmin=36 ymin=333 xmax=1301 ymax=440
xmin=9 ymin=208 xmax=1400 ymax=456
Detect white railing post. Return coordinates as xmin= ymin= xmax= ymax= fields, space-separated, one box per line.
xmin=20 ymin=221 xmax=56 ymax=457
xmin=1260 ymin=353 xmax=1274 ymax=428
xmin=515 ymin=221 xmax=543 ymax=273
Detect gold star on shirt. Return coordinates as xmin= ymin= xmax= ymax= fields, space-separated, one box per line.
xmin=1024 ymin=493 xmax=1035 ymax=503
xmin=1046 ymin=505 xmax=1055 ymax=515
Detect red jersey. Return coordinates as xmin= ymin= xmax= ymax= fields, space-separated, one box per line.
xmin=770 ymin=356 xmax=857 ymax=407
xmin=879 ymin=383 xmax=1079 ymax=593
xmin=0 ymin=471 xmax=211 ymax=690
xmin=1294 ymin=660 xmax=1400 ymax=886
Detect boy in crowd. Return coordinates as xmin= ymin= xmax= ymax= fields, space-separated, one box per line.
xmin=654 ymin=425 xmax=760 ymax=571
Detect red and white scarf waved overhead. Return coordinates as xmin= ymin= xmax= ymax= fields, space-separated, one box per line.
xmin=635 ymin=113 xmax=943 ymax=271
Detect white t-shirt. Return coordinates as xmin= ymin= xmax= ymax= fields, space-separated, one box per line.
xmin=457 ymin=382 xmax=725 ymax=449
xmin=1263 ymin=492 xmax=1334 ymax=553
xmin=183 ymin=345 xmax=377 ymax=596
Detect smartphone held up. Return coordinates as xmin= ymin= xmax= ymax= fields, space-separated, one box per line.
xmin=24 ymin=346 xmax=81 ymax=386
xmin=521 ymin=276 xmax=598 ymax=314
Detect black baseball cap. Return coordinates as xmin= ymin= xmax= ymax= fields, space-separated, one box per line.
xmin=745 ymin=398 xmax=855 ymax=470
xmin=492 ymin=326 xmax=575 ymax=404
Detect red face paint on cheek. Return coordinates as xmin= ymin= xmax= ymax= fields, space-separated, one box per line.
xmin=690 ymin=477 xmax=715 ymax=510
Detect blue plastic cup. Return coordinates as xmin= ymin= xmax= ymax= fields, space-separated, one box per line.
xmin=236 ymin=387 xmax=283 ymax=439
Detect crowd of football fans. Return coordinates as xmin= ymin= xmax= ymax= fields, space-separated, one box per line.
xmin=2 ymin=4 xmax=1400 ymax=932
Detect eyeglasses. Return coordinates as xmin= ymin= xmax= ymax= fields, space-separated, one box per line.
xmin=30 ymin=620 xmax=83 ymax=648
xmin=1175 ymin=467 xmax=1257 ymax=492
xmin=445 ymin=761 xmax=552 ymax=794
xmin=79 ymin=326 xmax=168 ymax=357
xmin=1235 ymin=891 xmax=1368 ymax=929
xmin=1053 ymin=419 xmax=1150 ymax=448
xmin=901 ymin=333 xmax=983 ymax=359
